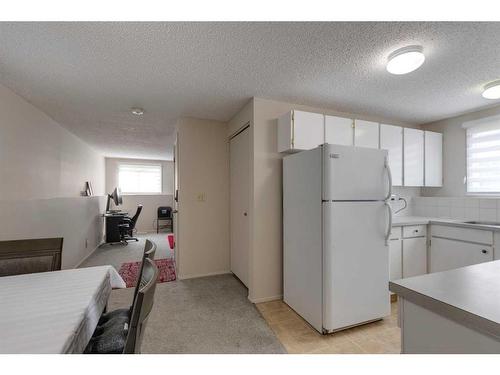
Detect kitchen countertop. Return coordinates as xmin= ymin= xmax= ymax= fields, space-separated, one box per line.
xmin=392 ymin=216 xmax=500 ymax=231
xmin=389 ymin=260 xmax=500 ymax=338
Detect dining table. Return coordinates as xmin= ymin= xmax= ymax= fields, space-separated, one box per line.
xmin=0 ymin=265 xmax=126 ymax=354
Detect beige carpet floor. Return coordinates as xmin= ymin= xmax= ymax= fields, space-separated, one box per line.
xmin=107 ymin=274 xmax=286 ymax=353
xmin=80 ymin=233 xmax=172 ymax=271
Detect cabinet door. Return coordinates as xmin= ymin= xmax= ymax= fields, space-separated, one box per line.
xmin=402 ymin=237 xmax=427 ymax=278
xmin=430 ymin=237 xmax=493 ymax=273
xmin=380 ymin=124 xmax=403 ymax=186
xmin=354 ymin=120 xmax=379 ymax=148
xmin=325 ymin=115 xmax=353 ymax=146
xmin=277 ymin=110 xmax=324 ymax=153
xmin=404 ymin=128 xmax=424 ymax=186
xmin=389 ymin=239 xmax=402 ymax=281
xmin=293 ymin=110 xmax=324 ymax=151
xmin=424 ymin=131 xmax=443 ymax=187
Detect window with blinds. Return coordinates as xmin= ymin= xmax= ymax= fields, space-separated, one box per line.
xmin=466 ymin=116 xmax=500 ymax=193
xmin=118 ymin=164 xmax=162 ymax=194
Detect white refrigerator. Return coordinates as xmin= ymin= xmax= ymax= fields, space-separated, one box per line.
xmin=283 ymin=144 xmax=392 ymax=334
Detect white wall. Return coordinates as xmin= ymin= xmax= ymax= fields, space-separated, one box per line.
xmin=422 ymin=104 xmax=500 ymax=197
xmin=230 ymin=97 xmax=421 ymax=303
xmin=176 ymin=117 xmax=230 ymax=279
xmin=105 ymin=157 xmax=174 ymax=232
xmin=0 ymin=83 xmax=105 ymax=268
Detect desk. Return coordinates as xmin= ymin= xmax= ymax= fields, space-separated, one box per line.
xmin=0 ymin=266 xmax=125 ymax=353
xmin=103 ymin=212 xmax=128 ymax=243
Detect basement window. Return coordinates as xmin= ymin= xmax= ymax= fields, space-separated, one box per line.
xmin=465 ymin=115 xmax=500 ymax=194
xmin=118 ymin=164 xmax=162 ymax=194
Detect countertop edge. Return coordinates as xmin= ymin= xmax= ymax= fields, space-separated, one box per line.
xmin=389 ymin=281 xmax=500 ymax=339
xmin=392 ymin=217 xmax=500 ymax=231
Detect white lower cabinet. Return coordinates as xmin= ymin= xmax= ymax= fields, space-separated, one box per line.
xmin=402 ymin=237 xmax=427 ymax=278
xmin=430 ymin=237 xmax=493 ymax=273
xmin=389 ymin=239 xmax=402 ymax=281
xmin=389 ymin=225 xmax=427 ymax=285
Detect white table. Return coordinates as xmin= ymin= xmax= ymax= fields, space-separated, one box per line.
xmin=0 ymin=266 xmax=126 ymax=353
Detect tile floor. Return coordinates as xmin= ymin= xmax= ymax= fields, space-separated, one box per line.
xmin=256 ymin=300 xmax=400 ymax=354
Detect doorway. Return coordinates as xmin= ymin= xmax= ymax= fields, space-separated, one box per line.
xmin=229 ymin=126 xmax=250 ymax=287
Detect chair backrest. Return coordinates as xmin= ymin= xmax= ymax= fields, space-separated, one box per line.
xmin=0 ymin=238 xmax=63 ymax=277
xmin=129 ymin=205 xmax=143 ymax=230
xmin=124 ymin=257 xmax=159 ymax=354
xmin=130 ymin=239 xmax=157 ymax=308
xmin=157 ymin=206 xmax=172 ymax=218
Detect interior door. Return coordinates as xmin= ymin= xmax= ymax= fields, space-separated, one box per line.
xmin=230 ymin=127 xmax=250 ymax=286
xmin=322 ymin=201 xmax=391 ymax=332
xmin=173 ymin=133 xmax=180 ymax=272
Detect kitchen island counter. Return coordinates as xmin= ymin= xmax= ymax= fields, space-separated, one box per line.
xmin=389 ymin=260 xmax=500 ymax=353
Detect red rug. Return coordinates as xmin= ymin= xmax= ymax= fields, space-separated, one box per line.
xmin=118 ymin=258 xmax=176 ymax=288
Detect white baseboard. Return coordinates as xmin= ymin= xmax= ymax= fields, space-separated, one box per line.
xmin=248 ymin=294 xmax=283 ymax=304
xmin=73 ymin=241 xmax=104 ymax=269
xmin=178 ymin=270 xmax=231 ymax=280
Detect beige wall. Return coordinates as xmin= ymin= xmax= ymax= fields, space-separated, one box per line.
xmin=105 ymin=157 xmax=174 ymax=232
xmin=422 ymin=104 xmax=500 ymax=197
xmin=242 ymin=97 xmax=421 ymax=302
xmin=0 ymin=83 xmax=105 ymax=268
xmin=176 ymin=117 xmax=230 ymax=279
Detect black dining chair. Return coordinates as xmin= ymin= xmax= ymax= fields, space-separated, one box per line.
xmin=85 ymin=257 xmax=159 ymax=354
xmin=97 ymin=239 xmax=156 ymax=326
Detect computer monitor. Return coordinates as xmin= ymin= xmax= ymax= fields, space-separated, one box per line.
xmin=106 ymin=187 xmax=123 ymax=212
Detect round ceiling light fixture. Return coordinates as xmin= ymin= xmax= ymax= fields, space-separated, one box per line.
xmin=482 ymin=81 xmax=500 ymax=100
xmin=131 ymin=107 xmax=144 ymax=116
xmin=386 ymin=45 xmax=425 ymax=75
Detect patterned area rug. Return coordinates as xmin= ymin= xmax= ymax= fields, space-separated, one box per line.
xmin=118 ymin=258 xmax=176 ymax=288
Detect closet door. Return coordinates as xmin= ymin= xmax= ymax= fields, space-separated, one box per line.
xmin=230 ymin=127 xmax=250 ymax=286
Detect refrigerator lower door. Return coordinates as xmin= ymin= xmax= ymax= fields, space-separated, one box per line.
xmin=322 ymin=201 xmax=390 ymax=332
xmin=322 ymin=144 xmax=390 ymax=201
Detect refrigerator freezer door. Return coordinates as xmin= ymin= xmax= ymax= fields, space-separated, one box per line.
xmin=322 ymin=144 xmax=390 ymax=201
xmin=322 ymin=201 xmax=390 ymax=332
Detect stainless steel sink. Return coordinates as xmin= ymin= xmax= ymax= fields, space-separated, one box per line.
xmin=462 ymin=221 xmax=500 ymax=226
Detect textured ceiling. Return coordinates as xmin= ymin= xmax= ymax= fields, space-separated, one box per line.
xmin=1 ymin=22 xmax=500 ymax=160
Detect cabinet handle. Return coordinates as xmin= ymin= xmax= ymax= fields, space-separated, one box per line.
xmin=481 ymin=249 xmax=488 ymax=254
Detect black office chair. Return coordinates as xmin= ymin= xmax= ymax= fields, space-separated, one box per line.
xmin=118 ymin=205 xmax=143 ymax=243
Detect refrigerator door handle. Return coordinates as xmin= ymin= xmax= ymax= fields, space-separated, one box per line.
xmin=384 ymin=157 xmax=392 ymax=201
xmin=384 ymin=201 xmax=392 ymax=245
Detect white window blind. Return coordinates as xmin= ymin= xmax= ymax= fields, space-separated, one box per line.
xmin=465 ymin=115 xmax=500 ymax=193
xmin=118 ymin=164 xmax=162 ymax=194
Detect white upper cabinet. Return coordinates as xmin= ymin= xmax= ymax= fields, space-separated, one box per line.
xmin=324 ymin=115 xmax=353 ymax=146
xmin=403 ymin=128 xmax=424 ymax=186
xmin=380 ymin=124 xmax=403 ymax=187
xmin=424 ymin=131 xmax=443 ymax=187
xmin=277 ymin=110 xmax=324 ymax=153
xmin=354 ymin=120 xmax=379 ymax=148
